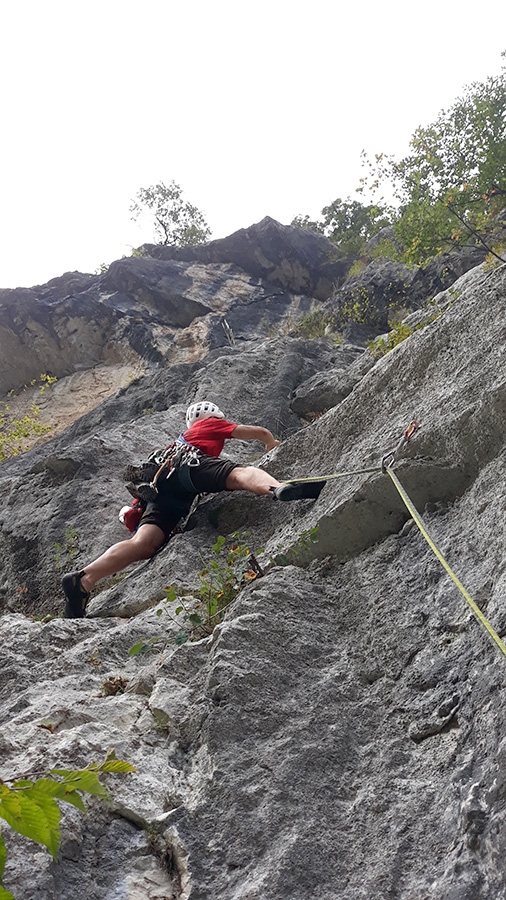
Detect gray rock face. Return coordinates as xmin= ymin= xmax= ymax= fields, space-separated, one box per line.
xmin=141 ymin=216 xmax=350 ymax=299
xmin=289 ymin=344 xmax=372 ymax=418
xmin=0 ymin=284 xmax=132 ymax=394
xmin=0 ymin=334 xmax=345 ymax=618
xmin=0 ymin=221 xmax=346 ymax=394
xmin=103 ymin=256 xmax=214 ymax=327
xmin=1 ymin=224 xmax=506 ymax=899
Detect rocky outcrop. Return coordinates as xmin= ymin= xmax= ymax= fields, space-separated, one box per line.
xmin=1 ymin=217 xmax=506 ymax=899
xmin=0 ymin=217 xmax=490 ymax=397
xmin=103 ymin=257 xmax=214 ymax=326
xmin=141 ymin=216 xmax=350 ymax=299
xmin=326 ymin=241 xmax=491 ymax=342
xmin=0 ymin=285 xmax=132 ymax=394
xmin=409 ymin=245 xmax=489 ymax=306
xmin=325 ymin=258 xmax=417 ymax=338
xmin=289 ymin=344 xmax=373 ymax=418
xmin=0 ymin=220 xmax=348 ymax=395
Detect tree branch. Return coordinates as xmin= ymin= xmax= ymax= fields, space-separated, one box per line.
xmin=447 ymin=202 xmax=505 ymax=262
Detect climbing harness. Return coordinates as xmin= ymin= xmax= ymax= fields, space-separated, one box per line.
xmin=150 ymin=439 xmax=202 ymax=486
xmin=146 ymin=439 xmax=202 ymax=473
xmin=125 ymin=438 xmax=203 ymax=502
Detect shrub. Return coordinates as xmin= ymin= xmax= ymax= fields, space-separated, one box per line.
xmin=368 ymin=310 xmax=443 ymax=358
xmin=129 ymin=534 xmax=264 ymax=655
xmin=292 ymin=310 xmax=342 ymax=341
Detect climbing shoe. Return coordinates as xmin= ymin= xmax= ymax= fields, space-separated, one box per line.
xmin=123 ymin=462 xmax=159 ymax=485
xmin=133 ymin=482 xmax=158 ymax=503
xmin=62 ymin=570 xmax=89 ymax=619
xmin=125 ymin=481 xmax=158 ymax=503
xmin=271 ymin=481 xmax=326 ymax=502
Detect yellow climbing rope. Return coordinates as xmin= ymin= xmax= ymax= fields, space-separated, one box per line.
xmin=278 ymin=419 xmax=504 ymax=658
xmin=386 ymin=466 xmax=506 ymax=659
xmin=285 ymin=466 xmax=380 ymax=484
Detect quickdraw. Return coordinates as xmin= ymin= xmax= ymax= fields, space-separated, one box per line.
xmin=150 ymin=440 xmax=202 ymax=491
xmin=381 ymin=420 xmax=420 ymax=472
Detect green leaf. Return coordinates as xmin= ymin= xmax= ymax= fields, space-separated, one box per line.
xmin=49 ymin=771 xmax=109 ymax=800
xmin=188 ymin=613 xmax=202 ymax=625
xmin=128 ymin=642 xmax=146 ymax=656
xmin=212 ymin=535 xmax=226 ymax=554
xmin=0 ymin=785 xmax=60 ymax=859
xmin=0 ymin=788 xmax=20 ymax=819
xmin=19 ymin=782 xmax=61 ymax=858
xmin=175 ymin=606 xmax=183 ymax=615
xmin=0 ymin=884 xmax=15 ymax=900
xmin=174 ymin=630 xmax=189 ymax=645
xmin=53 ymin=790 xmax=87 ymax=812
xmin=97 ymin=760 xmax=136 ymax=774
xmin=18 ymin=777 xmax=84 ymax=813
xmin=164 ymin=586 xmax=177 ymax=602
xmin=0 ymin=831 xmax=7 ymax=880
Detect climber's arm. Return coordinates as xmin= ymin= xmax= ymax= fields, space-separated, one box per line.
xmin=230 ymin=425 xmax=280 ymax=451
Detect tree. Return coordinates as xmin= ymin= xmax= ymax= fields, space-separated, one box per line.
xmin=291 ymin=213 xmax=325 ymax=234
xmin=130 ymin=180 xmax=212 ymax=247
xmin=292 ymin=197 xmax=392 ymax=256
xmin=360 ymin=57 xmax=506 ymax=265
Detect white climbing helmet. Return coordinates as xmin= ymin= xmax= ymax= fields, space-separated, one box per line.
xmin=185 ymin=401 xmax=225 ymax=429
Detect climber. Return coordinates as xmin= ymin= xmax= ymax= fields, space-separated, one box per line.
xmin=62 ymin=401 xmax=325 ymax=618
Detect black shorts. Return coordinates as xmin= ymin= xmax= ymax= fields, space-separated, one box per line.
xmin=179 ymin=455 xmax=240 ymax=493
xmin=139 ymin=455 xmax=240 ymax=540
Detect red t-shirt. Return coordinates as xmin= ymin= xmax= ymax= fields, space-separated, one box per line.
xmin=182 ymin=417 xmax=238 ymax=457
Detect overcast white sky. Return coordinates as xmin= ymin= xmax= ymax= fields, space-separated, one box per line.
xmin=0 ymin=0 xmax=505 ymax=289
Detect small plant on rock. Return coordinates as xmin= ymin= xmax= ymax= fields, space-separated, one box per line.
xmin=0 ymin=375 xmax=57 ymax=462
xmin=273 ymin=526 xmax=320 ymax=566
xmin=368 ymin=309 xmax=443 ymax=358
xmin=53 ymin=526 xmax=79 ymax=571
xmin=129 ymin=534 xmax=264 ymax=655
xmin=293 ymin=310 xmax=338 ymax=340
xmin=100 ymin=675 xmax=129 ymax=696
xmin=483 ymin=242 xmax=506 ymax=269
xmin=368 ymin=321 xmax=415 ymax=358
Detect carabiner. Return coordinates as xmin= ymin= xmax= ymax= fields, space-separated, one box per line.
xmin=381 ymin=451 xmax=396 ymax=473
xmin=382 ymin=420 xmax=420 ymax=473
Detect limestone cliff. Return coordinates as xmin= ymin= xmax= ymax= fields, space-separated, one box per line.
xmin=0 ymin=219 xmax=505 ymax=899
